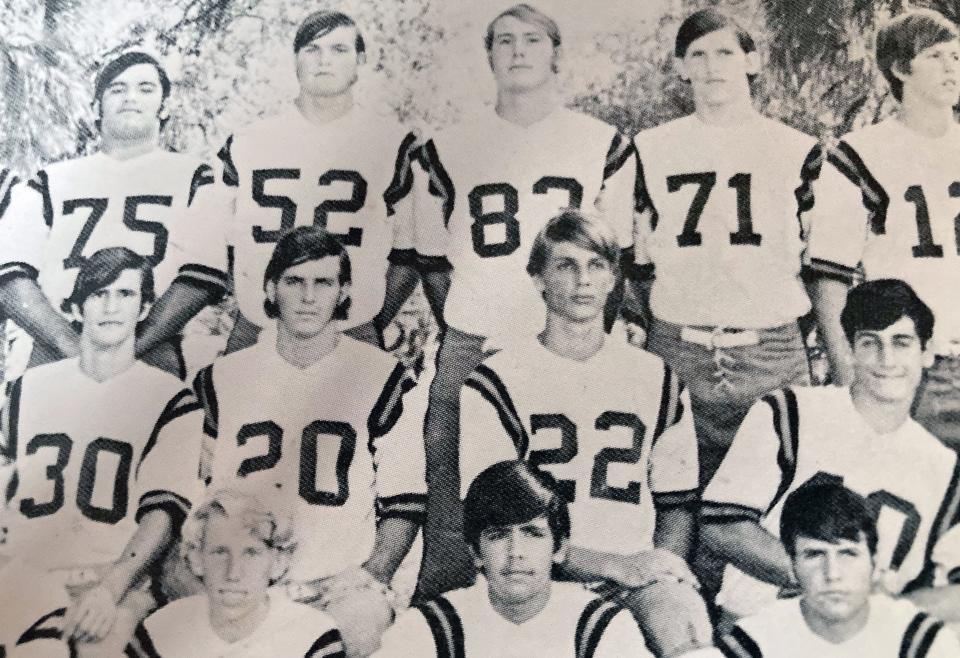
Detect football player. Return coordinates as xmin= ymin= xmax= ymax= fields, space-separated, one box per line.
xmin=376 ymin=460 xmax=659 ymax=658
xmin=701 ymin=280 xmax=960 ymax=626
xmin=415 ymin=2 xmax=637 ymax=599
xmin=631 ymin=8 xmax=815 ymax=486
xmin=719 ymin=483 xmax=960 ymax=657
xmin=125 ymin=488 xmax=345 ymax=657
xmin=0 ymin=51 xmax=227 ymax=379
xmin=218 ymin=10 xmax=420 ymax=354
xmin=459 ymin=209 xmax=715 ymax=657
xmin=144 ymin=226 xmax=427 ymax=657
xmin=803 ymin=9 xmax=960 ymax=451
xmin=0 ymin=247 xmax=190 ymax=655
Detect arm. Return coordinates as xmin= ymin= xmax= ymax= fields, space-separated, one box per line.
xmin=135 ymin=280 xmax=221 ymax=356
xmin=808 ymin=276 xmax=853 ymax=386
xmin=363 ymin=517 xmax=419 ymax=585
xmin=654 ymin=504 xmax=694 ymax=560
xmin=418 ymin=267 xmax=450 ymax=329
xmin=900 ymin=585 xmax=960 ymax=623
xmin=562 ymin=545 xmax=696 ymax=589
xmin=0 ymin=277 xmax=79 ymax=358
xmin=372 ymin=261 xmax=420 ymax=336
xmin=700 ymin=519 xmax=795 ymax=589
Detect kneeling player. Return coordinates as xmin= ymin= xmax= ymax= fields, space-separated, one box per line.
xmin=377 ymin=460 xmax=655 ymax=657
xmin=720 ymin=483 xmax=960 ymax=657
xmin=125 ymin=489 xmax=345 ymax=657
xmin=459 ymin=209 xmax=714 ymax=657
xmin=144 ymin=226 xmax=427 ymax=657
xmin=0 ymin=247 xmax=189 ymax=656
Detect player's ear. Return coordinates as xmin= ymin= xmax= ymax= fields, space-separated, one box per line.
xmin=532 ymin=273 xmax=546 ymax=296
xmin=68 ymin=302 xmax=83 ymax=325
xmin=744 ymin=50 xmax=761 ymax=77
xmin=552 ymin=537 xmax=568 ymax=565
xmin=922 ymin=345 xmax=935 ymax=369
xmin=469 ymin=545 xmax=484 ymax=572
xmin=270 ymin=548 xmax=292 ymax=584
xmin=186 ymin=546 xmax=204 ymax=579
xmin=890 ymin=59 xmax=911 ymax=83
xmin=265 ymin=280 xmax=277 ymax=306
xmin=676 ymin=58 xmax=690 ymax=83
xmin=338 ymin=281 xmax=352 ymax=308
xmin=138 ymin=301 xmax=152 ymax=323
xmin=356 ymin=50 xmax=367 ymax=66
xmin=551 ymin=46 xmax=562 ymax=74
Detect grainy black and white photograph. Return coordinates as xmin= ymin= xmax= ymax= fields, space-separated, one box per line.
xmin=0 ymin=0 xmax=959 ymax=655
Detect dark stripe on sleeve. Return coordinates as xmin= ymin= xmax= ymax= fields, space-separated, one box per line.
xmin=603 ymin=133 xmax=634 ymax=181
xmin=17 ymin=607 xmax=66 ymax=644
xmin=384 ymin=131 xmax=419 ymax=216
xmin=125 ymin=622 xmax=163 ymax=658
xmin=794 ymin=144 xmax=823 ymax=219
xmin=634 ymin=150 xmax=660 ymax=229
xmin=137 ymin=389 xmax=200 ymax=476
xmin=719 ymin=626 xmax=764 ymax=658
xmin=700 ymin=500 xmax=764 ymax=523
xmin=803 ymin=258 xmax=858 ymax=285
xmin=188 ymin=164 xmax=215 ymax=206
xmin=193 ymin=365 xmax=219 ymax=439
xmin=136 ymin=490 xmax=192 ymax=533
xmin=217 ymin=135 xmax=239 ymax=187
xmin=905 ymin=450 xmax=960 ymax=592
xmin=652 ymin=366 xmax=684 ymax=443
xmin=175 ymin=263 xmax=229 ymax=296
xmin=764 ymin=388 xmax=800 ymax=515
xmin=654 ymin=489 xmax=699 ymax=507
xmin=900 ymin=612 xmax=945 ymax=658
xmin=827 ymin=141 xmax=889 ymax=235
xmin=25 ymin=170 xmax=53 ymax=227
xmin=305 ymin=628 xmax=346 ymax=658
xmin=415 ymin=596 xmax=466 ymax=658
xmin=417 ymin=139 xmax=456 ymax=226
xmin=414 ymin=253 xmax=452 ymax=273
xmin=1 ymin=376 xmax=22 ymax=460
xmin=368 ymin=362 xmax=417 ymax=442
xmin=0 ymin=261 xmax=39 ymax=285
xmin=575 ymin=598 xmax=623 ymax=658
xmin=388 ymin=248 xmax=417 ymax=267
xmin=464 ymin=363 xmax=530 ymax=456
xmin=627 ymin=262 xmax=655 ymax=282
xmin=376 ymin=492 xmax=428 ymax=525
xmin=0 ymin=169 xmax=20 ymax=218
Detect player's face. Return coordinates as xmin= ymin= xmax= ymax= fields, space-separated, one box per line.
xmin=98 ymin=63 xmax=165 ymax=140
xmin=267 ymin=256 xmax=349 ymax=338
xmin=793 ymin=535 xmax=874 ymax=626
xmin=199 ymin=514 xmax=274 ymax=620
xmin=678 ymin=28 xmax=758 ymax=108
xmin=488 ymin=16 xmax=557 ymax=93
xmin=296 ymin=26 xmax=361 ymax=98
xmin=476 ymin=515 xmax=564 ymax=608
xmin=535 ymin=240 xmax=615 ymax=324
xmin=76 ymin=269 xmax=147 ymax=348
xmin=900 ymin=40 xmax=960 ymax=108
xmin=851 ymin=316 xmax=931 ymax=404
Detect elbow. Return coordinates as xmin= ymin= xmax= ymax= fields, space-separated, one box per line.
xmin=699 ymin=519 xmax=737 ymax=559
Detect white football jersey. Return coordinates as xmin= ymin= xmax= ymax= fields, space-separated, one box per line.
xmin=722 ymin=595 xmax=960 ymax=658
xmin=375 ymin=579 xmax=651 ymax=658
xmin=633 ymin=113 xmax=815 ymax=328
xmin=0 ymin=557 xmax=71 ymax=658
xmin=126 ymin=592 xmax=344 ymax=658
xmin=414 ymin=107 xmax=635 ymax=343
xmin=218 ymin=107 xmax=418 ymax=330
xmin=702 ymin=386 xmax=960 ymax=616
xmin=0 ymin=150 xmax=228 ymax=313
xmin=182 ymin=336 xmax=427 ymax=582
xmin=459 ymin=336 xmax=698 ymax=555
xmin=1 ymin=358 xmax=186 ymax=569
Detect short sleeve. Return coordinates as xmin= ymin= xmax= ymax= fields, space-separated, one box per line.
xmin=801 ymin=141 xmax=872 ymax=283
xmin=649 ymin=385 xmax=699 ymax=507
xmin=458 ymin=364 xmax=527 ymax=499
xmin=701 ymin=392 xmax=792 ymax=523
xmin=932 ymin=524 xmax=960 ymax=586
xmin=592 ymin=608 xmax=655 ymax=658
xmin=928 ymin=620 xmax=960 ymax=658
xmin=372 ymin=607 xmax=436 ymax=657
xmin=171 ymin=163 xmax=230 ymax=296
xmin=0 ymin=174 xmax=50 ymax=284
xmin=630 ymin=143 xmax=656 ymax=279
xmin=370 ymin=366 xmax=428 ymax=525
xmin=384 ymin=131 xmax=421 ymax=261
xmin=411 ymin=137 xmax=453 ymax=268
xmin=595 ymin=132 xmax=637 ymax=250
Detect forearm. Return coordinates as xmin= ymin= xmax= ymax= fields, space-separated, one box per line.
xmin=625 ymin=276 xmax=654 ymax=327
xmin=900 ymin=585 xmax=960 ymax=622
xmin=363 ymin=517 xmax=419 ymax=585
xmin=562 ymin=545 xmax=625 ymax=583
xmin=809 ymin=276 xmax=852 ymax=386
xmin=0 ymin=277 xmax=78 ymax=356
xmin=136 ymin=281 xmax=219 ymax=355
xmin=419 ymin=270 xmax=450 ymax=328
xmin=100 ymin=510 xmax=175 ymax=602
xmin=375 ymin=262 xmax=420 ymax=330
xmin=701 ymin=520 xmax=795 ymax=588
xmin=654 ymin=505 xmax=694 ymax=560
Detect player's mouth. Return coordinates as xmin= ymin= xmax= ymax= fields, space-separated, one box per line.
xmin=571 ymin=294 xmax=596 ymax=304
xmin=218 ymin=588 xmax=250 ymax=604
xmin=510 ymin=64 xmax=533 ymax=70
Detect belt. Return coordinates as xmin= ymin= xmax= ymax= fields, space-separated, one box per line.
xmin=679 ymin=326 xmax=760 ymax=349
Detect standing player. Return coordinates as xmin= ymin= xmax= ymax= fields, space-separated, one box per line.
xmin=376 ymin=461 xmax=656 ymax=658
xmin=218 ymin=10 xmax=420 ymax=353
xmin=0 ymin=247 xmax=189 ymax=656
xmin=803 ymin=9 xmax=960 ymax=450
xmin=126 ymin=489 xmax=346 ymax=657
xmin=701 ymin=280 xmax=960 ymax=624
xmin=414 ymin=3 xmax=637 ymax=597
xmin=631 ymin=8 xmax=815 ymax=485
xmin=157 ymin=226 xmax=426 ymax=657
xmin=459 ymin=210 xmax=714 ymax=657
xmin=0 ymin=51 xmax=227 ymax=379
xmin=719 ymin=484 xmax=960 ymax=658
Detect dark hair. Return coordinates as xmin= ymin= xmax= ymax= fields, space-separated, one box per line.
xmin=61 ymin=246 xmax=155 ymax=314
xmin=463 ymin=460 xmax=570 ymax=553
xmin=877 ymin=9 xmax=959 ymax=102
xmin=675 ymin=8 xmax=756 ymax=58
xmin=263 ymin=226 xmax=352 ymax=320
xmin=294 ymin=10 xmax=365 ymax=55
xmin=780 ymin=482 xmax=878 ymax=558
xmin=527 ymin=208 xmax=621 ymax=279
xmin=484 ymin=3 xmax=562 ymax=51
xmin=840 ymin=279 xmax=934 ymax=349
xmin=93 ymin=51 xmax=171 ymax=130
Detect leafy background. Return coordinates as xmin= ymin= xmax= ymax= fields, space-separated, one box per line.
xmin=1 ymin=0 xmax=956 ymax=376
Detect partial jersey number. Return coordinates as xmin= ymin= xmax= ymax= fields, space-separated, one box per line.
xmin=527 ymin=411 xmax=646 ymax=504
xmin=468 ymin=176 xmax=583 ymax=257
xmin=251 ymin=168 xmax=367 ymax=246
xmin=666 ymin=172 xmax=760 ymax=247
xmin=235 ymin=420 xmax=356 ymax=506
xmin=62 ymin=196 xmax=170 ymax=270
xmin=903 ymin=182 xmax=960 ymax=258
xmin=19 ymin=434 xmax=133 ymax=525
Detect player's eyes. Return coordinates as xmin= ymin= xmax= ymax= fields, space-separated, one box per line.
xmin=483 ymin=528 xmax=509 ymax=540
xmin=496 ymin=36 xmax=513 ymax=45
xmin=334 ymin=45 xmax=349 ymax=53
xmin=588 ymin=260 xmax=608 ymax=271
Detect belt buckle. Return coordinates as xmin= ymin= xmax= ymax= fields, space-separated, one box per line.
xmin=710 ymin=327 xmax=725 ymax=349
